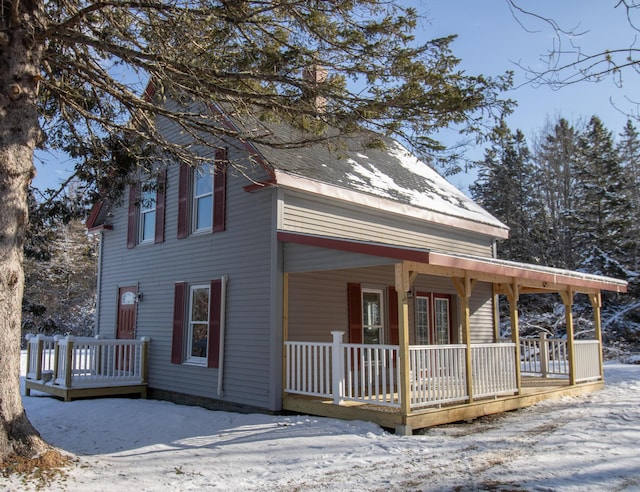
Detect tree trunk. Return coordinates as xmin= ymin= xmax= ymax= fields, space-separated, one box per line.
xmin=0 ymin=0 xmax=50 ymax=461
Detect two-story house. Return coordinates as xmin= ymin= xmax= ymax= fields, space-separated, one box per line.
xmin=85 ymin=102 xmax=627 ymax=434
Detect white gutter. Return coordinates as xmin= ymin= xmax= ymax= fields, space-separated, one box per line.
xmin=216 ymin=274 xmax=228 ymax=397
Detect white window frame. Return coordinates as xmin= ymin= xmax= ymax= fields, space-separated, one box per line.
xmin=192 ymin=164 xmax=214 ymax=233
xmin=415 ymin=294 xmax=430 ymax=345
xmin=138 ymin=182 xmax=156 ymax=244
xmin=434 ymin=296 xmax=451 ymax=345
xmin=186 ymin=284 xmax=210 ymax=365
xmin=362 ymin=287 xmax=385 ymax=345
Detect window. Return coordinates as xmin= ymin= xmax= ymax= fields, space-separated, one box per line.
xmin=178 ymin=148 xmax=227 ymax=239
xmin=415 ymin=294 xmax=430 ymax=345
xmin=171 ymin=279 xmax=223 ymax=368
xmin=347 ymin=283 xmax=398 ymax=345
xmin=434 ymin=296 xmax=451 ymax=345
xmin=126 ymin=169 xmax=166 ymax=248
xmin=362 ymin=288 xmax=384 ymax=345
xmin=193 ymin=164 xmax=214 ymax=232
xmin=414 ymin=292 xmax=453 ymax=345
xmin=187 ymin=285 xmax=210 ymax=363
xmin=139 ymin=184 xmax=157 ymax=243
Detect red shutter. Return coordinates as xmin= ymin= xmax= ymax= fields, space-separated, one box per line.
xmin=347 ymin=283 xmax=362 ymax=343
xmin=154 ymin=168 xmax=167 ymax=244
xmin=388 ymin=286 xmax=399 ymax=345
xmin=177 ymin=163 xmax=189 ymax=239
xmin=213 ymin=148 xmax=227 ymax=233
xmin=207 ymin=278 xmax=223 ymax=368
xmin=126 ymin=183 xmax=138 ymax=249
xmin=171 ymin=282 xmax=187 ymax=364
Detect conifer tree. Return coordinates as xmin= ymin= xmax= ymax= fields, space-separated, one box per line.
xmin=470 ymin=121 xmax=544 ymax=263
xmin=532 ymin=118 xmax=580 ymax=269
xmin=0 ymin=0 xmax=513 ymax=463
xmin=573 ymin=117 xmax=634 ymax=278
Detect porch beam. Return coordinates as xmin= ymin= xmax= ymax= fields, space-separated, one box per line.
xmin=560 ymin=289 xmax=577 ymax=385
xmin=395 ymin=263 xmax=413 ymax=420
xmin=505 ymin=282 xmax=522 ymax=393
xmin=589 ymin=292 xmax=604 ymax=380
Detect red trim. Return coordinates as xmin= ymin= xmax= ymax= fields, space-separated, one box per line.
xmin=347 ymin=283 xmax=362 ymax=343
xmin=154 ymin=168 xmax=167 ymax=244
xmin=88 ymin=224 xmax=113 ymax=232
xmin=86 ymin=200 xmax=104 ymax=230
xmin=177 ymin=163 xmax=190 ymax=239
xmin=277 ymin=231 xmax=627 ymax=293
xmin=244 ymin=179 xmax=276 ymax=193
xmin=277 ymin=231 xmax=431 ymax=263
xmin=171 ymin=282 xmax=187 ymax=364
xmin=213 ymin=148 xmax=227 ymax=233
xmin=126 ymin=184 xmax=138 ymax=249
xmin=388 ymin=286 xmax=399 ymax=345
xmin=143 ymin=81 xmax=156 ymax=101
xmin=207 ymin=279 xmax=222 ymax=368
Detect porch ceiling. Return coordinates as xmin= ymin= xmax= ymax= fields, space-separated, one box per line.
xmin=277 ymin=231 xmax=628 ymax=295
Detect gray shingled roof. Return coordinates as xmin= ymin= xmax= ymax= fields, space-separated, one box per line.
xmin=240 ymin=119 xmax=507 ymax=231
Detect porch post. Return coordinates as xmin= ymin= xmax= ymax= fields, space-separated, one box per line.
xmin=453 ymin=274 xmax=474 ymax=404
xmin=394 ymin=263 xmax=412 ymax=422
xmin=505 ymin=282 xmax=522 ymax=393
xmin=589 ymin=292 xmax=604 ymax=380
xmin=331 ymin=331 xmax=345 ymax=405
xmin=560 ymin=289 xmax=576 ymax=385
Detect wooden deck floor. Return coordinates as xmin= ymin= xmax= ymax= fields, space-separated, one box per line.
xmin=282 ymin=377 xmax=602 ymax=433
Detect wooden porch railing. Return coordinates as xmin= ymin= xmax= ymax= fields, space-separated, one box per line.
xmin=518 ymin=335 xmax=601 ymax=382
xmin=284 ymin=333 xmax=519 ymax=410
xmin=25 ymin=334 xmax=151 ymax=400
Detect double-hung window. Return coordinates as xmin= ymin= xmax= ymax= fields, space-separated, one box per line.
xmin=171 ymin=279 xmax=224 ymax=368
xmin=187 ymin=284 xmax=210 ymax=364
xmin=414 ymin=292 xmax=453 ymax=345
xmin=126 ymin=169 xmax=167 ymax=248
xmin=177 ymin=148 xmax=227 ymax=238
xmin=192 ymin=164 xmax=214 ymax=232
xmin=139 ymin=184 xmax=157 ymax=243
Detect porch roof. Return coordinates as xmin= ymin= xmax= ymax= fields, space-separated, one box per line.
xmin=277 ymin=231 xmax=628 ymax=294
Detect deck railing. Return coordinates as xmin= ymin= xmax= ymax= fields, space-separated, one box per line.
xmin=574 ymin=340 xmax=601 ymax=382
xmin=25 ymin=334 xmax=151 ymax=390
xmin=520 ymin=334 xmax=569 ymax=377
xmin=285 ymin=333 xmax=519 ymax=409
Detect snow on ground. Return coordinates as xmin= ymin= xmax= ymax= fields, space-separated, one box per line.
xmin=4 ymin=357 xmax=640 ymax=491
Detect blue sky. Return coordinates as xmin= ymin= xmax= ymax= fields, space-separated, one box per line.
xmin=416 ymin=0 xmax=636 ymax=189
xmin=33 ymin=1 xmax=636 ymax=192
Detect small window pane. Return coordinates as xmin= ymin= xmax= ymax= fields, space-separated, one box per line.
xmin=191 ymin=287 xmax=209 ymax=321
xmin=195 ymin=195 xmax=213 ymax=230
xmin=190 ymin=323 xmax=208 ymax=358
xmin=416 ymin=296 xmax=430 ymax=345
xmin=195 ymin=165 xmax=213 ymax=196
xmin=141 ymin=210 xmax=156 ymax=241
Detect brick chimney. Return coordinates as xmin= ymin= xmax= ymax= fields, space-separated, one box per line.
xmin=302 ymin=65 xmax=328 ymax=113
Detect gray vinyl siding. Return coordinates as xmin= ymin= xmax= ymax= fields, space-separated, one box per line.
xmin=287 ymin=266 xmax=495 ymax=345
xmin=97 ymin=148 xmax=279 ymax=410
xmin=284 ymin=242 xmax=395 ymax=273
xmin=280 ymin=190 xmax=495 ymax=257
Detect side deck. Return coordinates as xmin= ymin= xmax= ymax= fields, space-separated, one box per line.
xmin=24 ymin=334 xmax=151 ymax=401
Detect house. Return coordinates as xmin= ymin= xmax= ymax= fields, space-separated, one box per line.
xmin=85 ymin=102 xmax=627 ymax=434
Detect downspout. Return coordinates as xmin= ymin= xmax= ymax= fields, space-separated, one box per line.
xmin=216 ymin=274 xmax=229 ymax=397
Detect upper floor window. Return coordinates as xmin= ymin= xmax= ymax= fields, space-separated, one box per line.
xmin=193 ymin=164 xmax=214 ymax=232
xmin=127 ymin=169 xmax=166 ymax=249
xmin=178 ymin=148 xmax=227 ymax=239
xmin=139 ymin=183 xmax=157 ymax=243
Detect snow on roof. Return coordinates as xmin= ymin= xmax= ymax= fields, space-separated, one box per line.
xmin=250 ymin=128 xmax=507 ymax=233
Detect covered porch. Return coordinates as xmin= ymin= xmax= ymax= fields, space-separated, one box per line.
xmin=280 ymin=234 xmax=627 ymax=434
